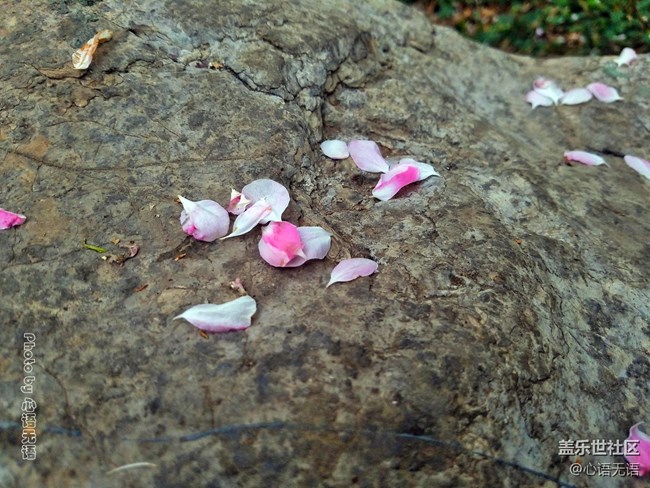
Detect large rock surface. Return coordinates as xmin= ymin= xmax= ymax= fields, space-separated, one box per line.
xmin=1 ymin=1 xmax=648 ymax=487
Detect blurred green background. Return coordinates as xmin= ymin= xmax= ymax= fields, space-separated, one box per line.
xmin=402 ymin=0 xmax=650 ymax=56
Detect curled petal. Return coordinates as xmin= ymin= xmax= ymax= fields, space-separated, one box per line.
xmin=72 ymin=30 xmax=113 ymax=70
xmin=525 ymin=90 xmax=554 ymax=109
xmin=615 ymin=47 xmax=637 ymax=67
xmin=258 ymin=221 xmax=305 ymax=267
xmin=327 ymin=258 xmax=378 ymax=288
xmin=624 ymin=423 xmax=650 ymax=476
xmin=0 ymin=209 xmax=26 ymax=229
xmin=624 ymin=155 xmax=650 ymax=180
xmin=533 ymin=77 xmax=564 ymax=104
xmin=285 ymin=226 xmax=332 ymax=267
xmin=227 ymin=189 xmax=251 ymax=215
xmin=321 ymin=140 xmax=349 ymax=159
xmin=179 ymin=196 xmax=230 ymax=242
xmin=174 ymin=296 xmax=257 ymax=333
xmin=559 ymin=88 xmax=593 ymax=105
xmin=372 ymin=160 xmax=439 ymax=201
xmin=587 ymin=82 xmax=622 ymax=103
xmin=563 ymin=151 xmax=607 ymax=167
xmin=241 ymin=179 xmax=290 ymax=223
xmin=222 ymin=199 xmax=272 ymax=239
xmin=348 ymin=140 xmax=390 ymax=173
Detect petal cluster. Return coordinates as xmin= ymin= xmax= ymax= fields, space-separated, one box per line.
xmin=259 ymin=222 xmax=331 ymax=268
xmin=526 ymin=78 xmax=621 ymax=108
xmin=0 ymin=208 xmax=27 ymax=230
xmin=624 ymin=423 xmax=650 ymax=476
xmin=321 ymin=139 xmax=440 ymax=201
xmin=174 ymin=296 xmax=257 ymax=333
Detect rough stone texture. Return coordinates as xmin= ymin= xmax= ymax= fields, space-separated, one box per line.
xmin=1 ymin=1 xmax=648 ymax=487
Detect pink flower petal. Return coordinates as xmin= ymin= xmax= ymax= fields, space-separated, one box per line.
xmin=227 ymin=189 xmax=251 ymax=215
xmin=624 ymin=155 xmax=650 ymax=179
xmin=0 ymin=208 xmax=26 ymax=230
xmin=533 ymin=77 xmax=564 ymax=104
xmin=372 ymin=160 xmax=439 ymax=201
xmin=563 ymin=150 xmax=607 ymax=167
xmin=624 ymin=423 xmax=650 ymax=476
xmin=173 ymin=296 xmax=257 ymax=333
xmin=348 ymin=140 xmax=390 ymax=173
xmin=525 ymin=90 xmax=554 ymax=109
xmin=284 ymin=226 xmax=332 ymax=267
xmin=327 ymin=258 xmax=378 ymax=287
xmin=587 ymin=82 xmax=622 ymax=103
xmin=559 ymin=88 xmax=593 ymax=105
xmin=222 ymin=199 xmax=273 ymax=239
xmin=615 ymin=47 xmax=637 ymax=67
xmin=258 ymin=221 xmax=305 ymax=267
xmin=178 ymin=196 xmax=229 ymax=242
xmin=321 ymin=140 xmax=349 ymax=159
xmin=241 ymin=179 xmax=290 ymax=223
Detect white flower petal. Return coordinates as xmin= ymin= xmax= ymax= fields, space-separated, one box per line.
xmin=624 ymin=155 xmax=650 ymax=179
xmin=241 ymin=179 xmax=290 ymax=223
xmin=559 ymin=88 xmax=593 ymax=105
xmin=326 ymin=258 xmax=378 ymax=288
xmin=533 ymin=77 xmax=564 ymax=104
xmin=615 ymin=48 xmax=637 ymax=67
xmin=222 ymin=199 xmax=272 ymax=239
xmin=348 ymin=140 xmax=390 ymax=173
xmin=587 ymin=83 xmax=622 ymax=103
xmin=174 ymin=296 xmax=257 ymax=333
xmin=320 ymin=140 xmax=349 ymax=159
xmin=563 ymin=151 xmax=607 ymax=166
xmin=178 ymin=195 xmax=229 ymax=242
xmin=284 ymin=226 xmax=332 ymax=267
xmin=525 ymin=90 xmax=554 ymax=109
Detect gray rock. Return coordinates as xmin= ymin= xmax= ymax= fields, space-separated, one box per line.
xmin=0 ymin=0 xmax=647 ymax=487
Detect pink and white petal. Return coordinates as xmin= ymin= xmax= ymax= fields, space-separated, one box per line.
xmin=587 ymin=82 xmax=622 ymax=103
xmin=624 ymin=423 xmax=650 ymax=476
xmin=372 ymin=164 xmax=421 ymax=201
xmin=284 ymin=226 xmax=332 ymax=267
xmin=327 ymin=258 xmax=378 ymax=288
xmin=563 ymin=151 xmax=607 ymax=167
xmin=0 ymin=208 xmax=26 ymax=229
xmin=397 ymin=158 xmax=440 ymax=179
xmin=173 ymin=296 xmax=257 ymax=333
xmin=241 ymin=179 xmax=290 ymax=223
xmin=178 ymin=196 xmax=229 ymax=242
xmin=615 ymin=47 xmax=637 ymax=67
xmin=348 ymin=140 xmax=390 ymax=173
xmin=559 ymin=88 xmax=593 ymax=105
xmin=525 ymin=90 xmax=554 ymax=109
xmin=227 ymin=189 xmax=251 ymax=215
xmin=259 ymin=221 xmax=304 ymax=267
xmin=321 ymin=140 xmax=349 ymax=159
xmin=222 ymin=199 xmax=273 ymax=239
xmin=532 ymin=77 xmax=564 ymax=104
xmin=624 ymin=155 xmax=650 ymax=179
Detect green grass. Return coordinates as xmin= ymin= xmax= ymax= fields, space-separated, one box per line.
xmin=403 ymin=0 xmax=650 ymax=56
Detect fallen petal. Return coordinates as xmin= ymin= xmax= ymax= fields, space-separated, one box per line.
xmin=0 ymin=208 xmax=26 ymax=230
xmin=174 ymin=296 xmax=257 ymax=333
xmin=563 ymin=151 xmax=607 ymax=167
xmin=587 ymin=82 xmax=622 ymax=103
xmin=72 ymin=30 xmax=113 ymax=70
xmin=372 ymin=160 xmax=439 ymax=201
xmin=525 ymin=90 xmax=554 ymax=109
xmin=624 ymin=423 xmax=650 ymax=477
xmin=533 ymin=77 xmax=564 ymax=104
xmin=321 ymin=140 xmax=349 ymax=159
xmin=222 ymin=198 xmax=272 ymax=239
xmin=624 ymin=155 xmax=650 ymax=179
xmin=179 ymin=195 xmax=230 ymax=242
xmin=327 ymin=258 xmax=378 ymax=287
xmin=348 ymin=140 xmax=390 ymax=173
xmin=227 ymin=189 xmax=251 ymax=215
xmin=241 ymin=179 xmax=290 ymax=223
xmin=258 ymin=221 xmax=305 ymax=267
xmin=559 ymin=88 xmax=593 ymax=105
xmin=285 ymin=226 xmax=332 ymax=267
xmin=615 ymin=47 xmax=637 ymax=67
